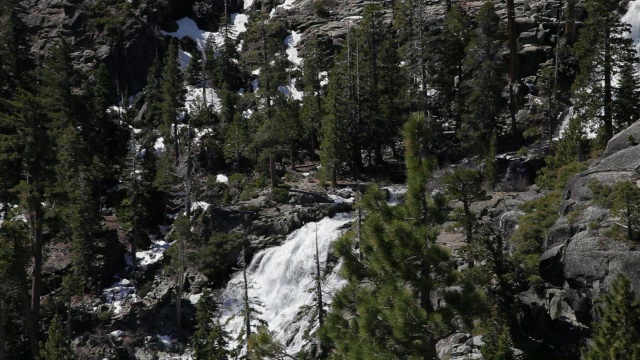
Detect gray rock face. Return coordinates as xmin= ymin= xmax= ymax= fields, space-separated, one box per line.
xmin=540 ymin=120 xmax=640 ymax=315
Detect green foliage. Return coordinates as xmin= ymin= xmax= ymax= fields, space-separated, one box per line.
xmin=193 ymin=290 xmax=230 ymax=360
xmin=39 ymin=315 xmax=74 ymax=360
xmin=511 ymin=190 xmax=561 ymax=278
xmin=462 ymin=3 xmax=506 ymax=157
xmin=583 ymin=274 xmax=640 ymax=359
xmin=589 ymin=180 xmax=640 ymax=241
xmin=195 ymin=232 xmax=244 ymax=285
xmin=573 ymin=0 xmax=636 ymax=142
xmin=443 ymin=167 xmax=486 ymax=249
xmin=247 ymin=327 xmax=291 ymax=360
xmin=481 ymin=311 xmax=515 ymax=360
xmin=268 ymin=187 xmax=289 ymax=204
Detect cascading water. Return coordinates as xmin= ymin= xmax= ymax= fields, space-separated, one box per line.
xmin=623 ymin=1 xmax=640 ymax=50
xmin=220 ymin=213 xmax=352 ymax=354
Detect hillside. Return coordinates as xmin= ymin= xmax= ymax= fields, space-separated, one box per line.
xmin=2 ymin=0 xmax=640 ymax=359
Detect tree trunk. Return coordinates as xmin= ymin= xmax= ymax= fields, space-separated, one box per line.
xmin=15 ymin=234 xmax=39 ymax=359
xmin=269 ymin=153 xmax=278 ymax=187
xmin=31 ymin=205 xmax=44 ymax=334
xmin=507 ymin=0 xmax=519 ymax=140
xmin=0 ymin=300 xmax=6 ymax=360
xmin=603 ymin=27 xmax=613 ymax=142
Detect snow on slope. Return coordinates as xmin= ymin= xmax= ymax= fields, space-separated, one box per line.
xmin=163 ymin=15 xmax=249 ymax=54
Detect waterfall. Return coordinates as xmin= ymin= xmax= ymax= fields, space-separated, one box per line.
xmin=220 ymin=213 xmax=352 ymax=354
xmin=623 ymin=1 xmax=640 ymax=51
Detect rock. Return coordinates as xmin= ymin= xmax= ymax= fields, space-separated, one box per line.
xmin=603 ymin=120 xmax=640 ymax=158
xmin=464 ymin=335 xmax=485 ymax=348
xmin=540 ymin=244 xmax=565 ymax=286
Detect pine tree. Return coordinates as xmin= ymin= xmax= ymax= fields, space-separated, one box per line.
xmin=320 ymin=50 xmax=351 ymax=186
xmin=613 ymin=47 xmax=640 ymax=131
xmin=432 ymin=4 xmax=470 ymax=131
xmin=324 ymin=112 xmax=457 ymax=359
xmin=143 ymin=57 xmax=164 ymax=129
xmin=574 ymin=0 xmax=635 ymax=143
xmin=119 ymin=130 xmax=151 ymax=269
xmin=193 ymin=290 xmax=230 ymax=360
xmin=161 ymin=40 xmax=187 ymax=165
xmin=39 ymin=315 xmax=74 ymax=360
xmin=300 ymin=37 xmax=324 ymax=151
xmin=0 ymin=0 xmax=33 ymax=96
xmin=583 ymin=274 xmax=640 ymax=359
xmin=443 ymin=167 xmax=486 ymax=253
xmin=611 ymin=181 xmax=640 ymax=242
xmin=462 ymin=3 xmax=507 ymax=157
xmin=224 ymin=112 xmax=250 ymax=169
xmin=481 ymin=310 xmax=515 ymax=360
xmin=186 ymin=49 xmax=204 ymax=86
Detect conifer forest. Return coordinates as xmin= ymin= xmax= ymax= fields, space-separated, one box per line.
xmin=4 ymin=0 xmax=640 ymax=359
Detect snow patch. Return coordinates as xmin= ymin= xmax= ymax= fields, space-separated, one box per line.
xmin=185 ymin=85 xmax=221 ymax=113
xmin=136 ymin=239 xmax=172 ymax=267
xmin=103 ymin=278 xmax=135 ymax=315
xmin=217 ymin=174 xmax=229 ymax=183
xmin=189 ymin=293 xmax=202 ymax=304
xmin=285 ymin=31 xmax=303 ymax=67
xmin=154 ymin=137 xmax=165 ymax=155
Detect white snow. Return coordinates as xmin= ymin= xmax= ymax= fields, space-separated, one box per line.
xmin=221 ymin=214 xmax=352 ymax=354
xmin=136 ymin=239 xmax=172 ymax=267
xmin=110 ymin=330 xmax=125 ymax=338
xmin=243 ymin=0 xmax=255 ymax=10
xmin=278 ymin=78 xmax=303 ymax=101
xmin=154 ymin=137 xmax=165 ymax=154
xmin=185 ymin=85 xmax=221 ymax=113
xmin=103 ymin=278 xmax=136 ymax=315
xmin=319 ymin=71 xmax=329 ymax=87
xmin=285 ymin=31 xmax=303 ymax=67
xmin=192 ymin=201 xmax=211 ymax=212
xmin=329 ymin=194 xmax=354 ymax=204
xmin=178 ymin=50 xmax=192 ymax=70
xmin=157 ymin=334 xmax=173 ymax=345
xmin=189 ymin=293 xmax=203 ymax=304
xmin=216 ymin=174 xmax=229 ymax=183
xmin=162 ymin=15 xmax=250 ymax=67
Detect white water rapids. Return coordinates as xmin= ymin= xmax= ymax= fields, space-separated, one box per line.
xmin=220 ymin=213 xmax=352 ymax=354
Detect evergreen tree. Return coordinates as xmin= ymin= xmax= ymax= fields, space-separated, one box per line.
xmin=0 ymin=0 xmax=33 ymax=96
xmin=611 ymin=181 xmax=640 ymax=242
xmin=323 ymin=112 xmax=457 ymax=359
xmin=39 ymin=316 xmax=74 ymax=360
xmin=224 ymin=112 xmax=251 ymax=169
xmin=431 ymin=4 xmax=470 ymax=131
xmin=143 ymin=57 xmax=164 ymax=130
xmin=320 ymin=51 xmax=350 ymax=186
xmin=193 ymin=290 xmax=230 ymax=360
xmin=613 ymin=47 xmax=640 ymax=131
xmin=462 ymin=3 xmax=506 ymax=157
xmin=481 ymin=310 xmax=515 ymax=360
xmin=300 ymin=37 xmax=324 ymax=151
xmin=443 ymin=167 xmax=486 ymax=252
xmin=161 ymin=40 xmax=187 ymax=165
xmin=244 ymin=13 xmax=288 ymax=187
xmin=119 ymin=130 xmax=151 ymax=269
xmin=583 ymin=274 xmax=640 ymax=359
xmin=186 ymin=49 xmax=205 ymax=86
xmin=574 ymin=0 xmax=635 ymax=142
